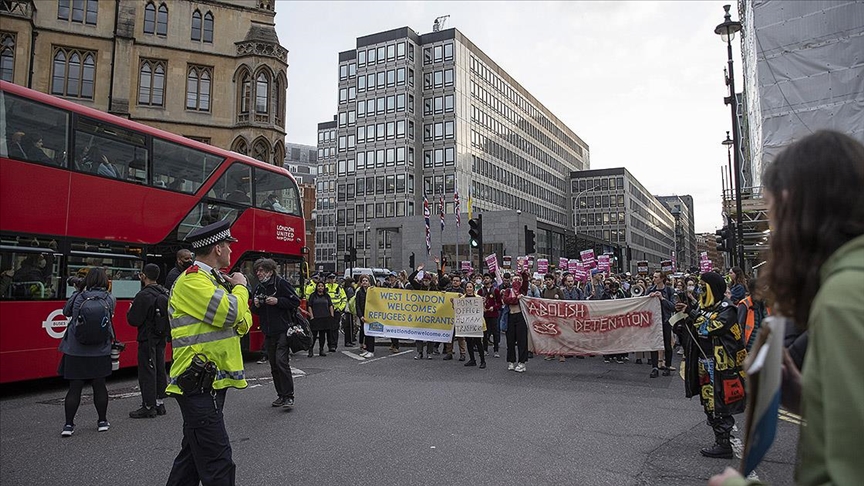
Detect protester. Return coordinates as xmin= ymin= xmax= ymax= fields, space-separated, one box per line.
xmin=342 ymin=278 xmax=357 ymax=347
xmin=356 ymin=275 xmax=374 ymax=358
xmin=164 ymin=249 xmax=193 ymax=291
xmin=58 ymin=267 xmax=116 ymax=436
xmin=441 ymin=271 xmax=466 ymax=361
xmin=710 ymin=131 xmax=864 ymax=485
xmin=502 ymin=270 xmax=530 ymax=372
xmin=737 ymin=277 xmax=769 ymax=352
xmin=647 ymin=270 xmax=676 ymax=378
xmin=307 ymin=281 xmax=334 ymax=357
xmin=409 ymin=265 xmax=436 ymax=359
xmin=126 ymin=264 xmax=169 ymax=418
xmin=462 ymin=281 xmax=486 ymax=369
xmin=728 ymin=267 xmax=748 ymax=303
xmin=479 ymin=273 xmax=502 ymax=358
xmin=251 ymin=258 xmax=301 ymax=408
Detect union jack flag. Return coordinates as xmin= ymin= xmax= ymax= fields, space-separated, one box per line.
xmin=439 ymin=195 xmax=445 ymax=231
xmin=454 ymin=188 xmax=461 ymax=228
xmin=423 ymin=194 xmax=431 ymax=255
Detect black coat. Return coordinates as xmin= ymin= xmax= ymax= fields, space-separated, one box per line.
xmin=127 ymin=284 xmax=169 ymax=342
xmin=250 ymin=276 xmax=300 ymax=336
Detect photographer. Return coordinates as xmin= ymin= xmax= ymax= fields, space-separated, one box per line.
xmin=126 ymin=264 xmax=170 ymax=418
xmin=251 ymin=258 xmax=300 ymax=408
xmin=647 ymin=270 xmax=676 ymax=378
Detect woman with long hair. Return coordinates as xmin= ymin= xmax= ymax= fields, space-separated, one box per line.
xmin=58 ymin=267 xmax=116 ymax=436
xmin=462 ymin=281 xmax=486 ymax=369
xmin=306 ymin=281 xmax=333 ymax=357
xmin=355 ymin=275 xmax=375 ymax=358
xmin=710 ymin=130 xmax=864 ymax=485
xmin=728 ymin=266 xmax=748 ymax=303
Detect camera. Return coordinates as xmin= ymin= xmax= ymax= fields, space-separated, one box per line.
xmin=67 ymin=276 xmax=84 ymax=291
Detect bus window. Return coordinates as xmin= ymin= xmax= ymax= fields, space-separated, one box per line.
xmin=213 ymin=163 xmax=252 ymax=205
xmin=67 ymin=241 xmax=143 ymax=299
xmin=176 ymin=201 xmax=239 ymax=241
xmin=152 ymin=138 xmax=222 ymax=193
xmin=74 ymin=117 xmax=148 ymax=181
xmin=236 ymin=255 xmax=304 ymax=294
xmin=1 ymin=91 xmax=69 ymax=167
xmin=0 ymin=236 xmax=63 ymax=300
xmin=254 ymin=167 xmax=301 ymax=216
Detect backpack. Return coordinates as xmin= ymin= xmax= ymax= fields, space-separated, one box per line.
xmin=74 ymin=292 xmax=113 ymax=345
xmin=151 ymin=286 xmax=171 ymax=340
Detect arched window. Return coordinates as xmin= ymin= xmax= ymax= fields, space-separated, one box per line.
xmin=239 ymin=70 xmax=251 ymax=114
xmin=255 ymin=72 xmax=269 ymax=114
xmin=252 ymin=138 xmax=270 ymax=163
xmin=273 ymin=141 xmax=285 ymax=166
xmin=138 ymin=59 xmax=165 ymax=106
xmin=0 ymin=33 xmax=15 ymax=82
xmin=203 ymin=12 xmax=214 ymax=43
xmin=274 ymin=72 xmax=286 ymax=126
xmin=51 ymin=47 xmax=95 ymax=99
xmin=191 ymin=9 xmax=201 ymax=41
xmin=232 ymin=137 xmax=248 ymax=156
xmin=186 ymin=65 xmax=211 ymax=112
xmin=156 ymin=3 xmax=168 ymax=36
xmin=143 ymin=2 xmax=156 ymax=34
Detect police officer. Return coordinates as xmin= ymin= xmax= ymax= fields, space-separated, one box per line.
xmin=324 ymin=273 xmax=346 ymax=352
xmin=165 ymin=221 xmax=252 ymax=486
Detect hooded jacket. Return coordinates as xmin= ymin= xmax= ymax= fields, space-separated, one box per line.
xmin=250 ymin=275 xmax=300 ymax=336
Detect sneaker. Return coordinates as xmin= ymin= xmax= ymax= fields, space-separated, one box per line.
xmin=97 ymin=420 xmax=110 ymax=432
xmin=272 ymin=397 xmax=286 ymax=407
xmin=649 ymin=368 xmax=659 ymax=378
xmin=365 ymin=352 xmax=374 ymax=358
xmin=390 ymin=347 xmax=399 ymax=354
xmin=129 ymin=406 xmax=157 ymax=418
xmin=328 ymin=347 xmax=337 ymax=353
xmin=414 ymin=353 xmax=423 ymax=360
xmin=156 ymin=404 xmax=167 ymax=416
xmin=604 ymin=357 xmax=611 ymax=363
xmin=458 ymin=355 xmax=466 ymax=362
xmin=283 ymin=397 xmax=295 ymax=409
xmin=527 ymin=352 xmax=533 ymax=359
xmin=493 ymin=352 xmax=500 ymax=358
xmin=616 ymin=357 xmax=625 ymax=364
xmin=514 ymin=362 xmax=527 ymax=373
xmin=442 ymin=354 xmax=453 ymax=361
xmin=677 ymin=348 xmax=684 ymax=355
xmin=307 ymin=350 xmax=314 ymax=358
xmin=256 ymin=356 xmax=268 ymax=364
xmin=61 ymin=424 xmax=74 ymax=437
xmin=464 ymin=360 xmax=477 ymax=367
xmin=544 ymin=355 xmax=555 ymax=361
xmin=479 ymin=362 xmax=487 ymax=369
xmin=507 ymin=362 xmax=516 ymax=371
xmin=319 ymin=350 xmax=327 ymax=357
xmin=662 ymin=368 xmax=671 ymax=377
xmin=426 ymin=354 xmax=432 ymax=360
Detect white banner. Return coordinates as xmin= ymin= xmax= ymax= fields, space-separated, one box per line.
xmin=453 ymin=296 xmax=484 ymax=338
xmin=519 ymin=296 xmax=663 ymax=355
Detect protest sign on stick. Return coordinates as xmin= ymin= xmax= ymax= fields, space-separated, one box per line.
xmin=453 ymin=296 xmax=484 ymax=338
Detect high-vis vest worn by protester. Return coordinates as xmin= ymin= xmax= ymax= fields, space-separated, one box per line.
xmin=326 ymin=282 xmax=347 ymax=312
xmin=165 ymin=265 xmax=252 ymax=395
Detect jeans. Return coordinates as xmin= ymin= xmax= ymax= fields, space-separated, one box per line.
xmin=166 ymin=389 xmax=235 ymax=486
xmin=264 ymin=334 xmax=294 ymax=399
xmin=415 ymin=340 xmax=435 ymax=355
xmin=137 ymin=338 xmax=167 ymax=408
xmin=505 ymin=312 xmax=528 ymax=363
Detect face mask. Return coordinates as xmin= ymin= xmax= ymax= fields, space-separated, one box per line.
xmin=260 ymin=274 xmax=273 ymax=283
xmin=687 ymin=285 xmax=695 ymax=292
xmin=37 ymin=258 xmax=47 ymax=268
xmin=181 ymin=260 xmax=193 ymax=270
xmin=475 ymin=279 xmax=482 ymax=286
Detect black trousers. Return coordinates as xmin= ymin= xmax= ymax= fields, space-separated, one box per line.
xmin=650 ymin=321 xmax=674 ymax=368
xmin=505 ymin=312 xmax=529 ymax=363
xmin=264 ymin=334 xmax=294 ymax=399
xmin=342 ymin=312 xmax=354 ymax=345
xmin=483 ymin=317 xmax=500 ymax=352
xmin=137 ymin=338 xmax=167 ymax=408
xmin=466 ymin=337 xmax=485 ymax=362
xmin=327 ymin=311 xmax=342 ymax=350
xmin=166 ymin=389 xmax=235 ymax=486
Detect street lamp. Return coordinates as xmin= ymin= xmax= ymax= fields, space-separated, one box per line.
xmin=715 ymin=4 xmax=745 ymax=270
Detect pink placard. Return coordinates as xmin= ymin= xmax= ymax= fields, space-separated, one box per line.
xmin=580 ymin=249 xmax=596 ymax=268
xmin=568 ymin=259 xmax=579 ymax=274
xmin=484 ymin=253 xmax=498 ymax=273
xmin=597 ymin=254 xmax=611 ymax=272
xmin=558 ymin=257 xmax=568 ymax=271
xmin=537 ymin=258 xmax=549 ymax=274
xmin=574 ymin=261 xmax=587 ymax=282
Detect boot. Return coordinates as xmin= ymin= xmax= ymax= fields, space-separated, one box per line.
xmin=700 ymin=434 xmax=733 ymax=459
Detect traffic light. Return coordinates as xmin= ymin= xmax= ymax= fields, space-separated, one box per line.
xmin=468 ymin=215 xmax=482 ymax=249
xmin=348 ymin=246 xmax=357 ymax=262
xmin=715 ymin=226 xmax=732 ymax=252
xmin=409 ymin=252 xmax=415 ymax=269
xmin=524 ymin=226 xmax=536 ymax=254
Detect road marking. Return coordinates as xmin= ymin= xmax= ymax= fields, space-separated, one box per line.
xmin=778 ymin=409 xmax=802 ymax=425
xmin=342 ymin=350 xmax=366 ymax=361
xmin=358 ymin=349 xmax=414 ymax=365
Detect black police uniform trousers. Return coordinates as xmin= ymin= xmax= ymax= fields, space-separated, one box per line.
xmin=137 ymin=338 xmax=167 ymax=408
xmin=166 ymin=388 xmax=235 ymax=486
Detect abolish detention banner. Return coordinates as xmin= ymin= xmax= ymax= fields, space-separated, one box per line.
xmin=363 ymin=287 xmax=459 ymax=343
xmin=519 ymin=296 xmax=663 ymax=355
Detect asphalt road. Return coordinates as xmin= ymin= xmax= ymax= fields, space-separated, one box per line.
xmin=1 ymin=342 xmax=799 ymax=486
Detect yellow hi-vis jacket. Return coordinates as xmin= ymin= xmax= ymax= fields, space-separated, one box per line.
xmin=166 ymin=265 xmax=252 ymax=395
xmin=326 ymin=282 xmax=347 ymax=311
xmin=303 ymin=281 xmax=316 ymax=300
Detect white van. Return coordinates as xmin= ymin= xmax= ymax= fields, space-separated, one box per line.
xmin=344 ymin=267 xmax=393 ymax=285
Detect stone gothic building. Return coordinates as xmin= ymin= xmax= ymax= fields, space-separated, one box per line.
xmin=1 ymin=0 xmax=288 ymax=163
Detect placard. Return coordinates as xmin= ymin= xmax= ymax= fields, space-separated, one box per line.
xmin=580 ymin=249 xmax=596 ymax=268
xmin=454 ymin=296 xmax=484 ymax=338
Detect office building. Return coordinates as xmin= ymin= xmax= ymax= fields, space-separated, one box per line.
xmin=656 ymin=195 xmax=697 ymax=272
xmin=284 ymin=141 xmax=317 ymax=185
xmin=315 ymin=26 xmax=589 ymax=272
xmin=571 ymin=168 xmax=675 ymax=274
xmin=1 ymin=0 xmax=287 ymax=159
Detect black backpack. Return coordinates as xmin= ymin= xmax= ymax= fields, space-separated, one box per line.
xmin=151 ymin=286 xmax=171 ymax=340
xmin=74 ymin=291 xmax=113 ymax=345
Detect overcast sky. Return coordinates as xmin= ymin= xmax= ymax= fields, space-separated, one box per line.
xmin=274 ymin=1 xmax=743 ymax=233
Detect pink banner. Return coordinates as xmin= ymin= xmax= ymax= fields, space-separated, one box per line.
xmin=581 ymin=249 xmax=596 ymax=268
xmin=537 ymin=258 xmax=549 ymax=274
xmin=520 ymin=296 xmax=663 ymax=356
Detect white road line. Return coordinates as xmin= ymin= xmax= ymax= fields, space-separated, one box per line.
xmin=342 ymin=351 xmax=366 ymax=361
xmin=359 ymin=349 xmax=415 ymax=365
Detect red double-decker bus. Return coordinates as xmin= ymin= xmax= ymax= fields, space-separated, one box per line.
xmin=0 ymin=81 xmax=306 ymax=384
